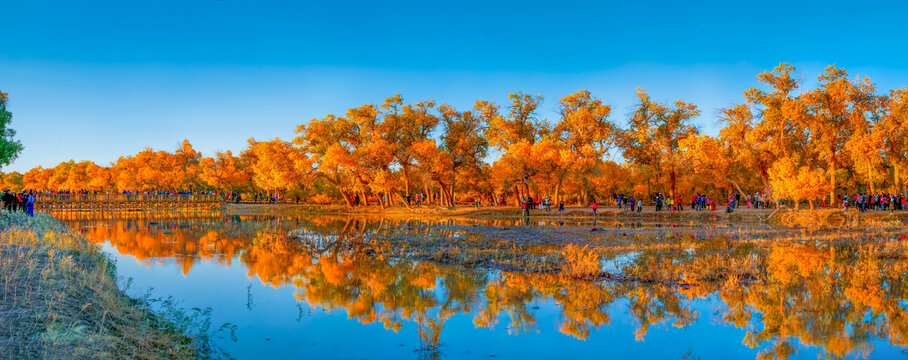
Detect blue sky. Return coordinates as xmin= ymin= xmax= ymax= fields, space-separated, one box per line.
xmin=2 ymin=0 xmax=908 ymax=172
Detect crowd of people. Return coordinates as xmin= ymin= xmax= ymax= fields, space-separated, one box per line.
xmin=840 ymin=193 xmax=908 ymax=212
xmin=573 ymin=191 xmax=908 ymax=216
xmin=9 ymin=186 xmax=908 ymax=216
xmin=21 ymin=189 xmax=286 ymax=203
xmin=1 ymin=189 xmax=36 ymax=216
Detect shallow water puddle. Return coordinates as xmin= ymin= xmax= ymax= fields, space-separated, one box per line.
xmin=60 ymin=213 xmax=908 ymax=359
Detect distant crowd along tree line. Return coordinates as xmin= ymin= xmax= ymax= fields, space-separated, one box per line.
xmin=2 ymin=63 xmax=908 ymax=209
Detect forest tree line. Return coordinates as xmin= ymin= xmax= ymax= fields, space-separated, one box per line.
xmin=1 ymin=63 xmax=907 ymax=209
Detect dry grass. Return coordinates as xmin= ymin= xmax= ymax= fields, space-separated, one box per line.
xmin=0 ymin=211 xmax=227 ymax=359
xmin=560 ymin=244 xmax=602 ymax=280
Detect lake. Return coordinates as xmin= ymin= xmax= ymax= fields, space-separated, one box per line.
xmin=57 ymin=212 xmax=908 ymax=359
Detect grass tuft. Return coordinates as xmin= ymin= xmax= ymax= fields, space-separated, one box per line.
xmin=560 ymin=244 xmax=602 ymax=280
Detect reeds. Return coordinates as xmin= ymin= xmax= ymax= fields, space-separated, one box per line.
xmin=561 ymin=244 xmax=602 ymax=280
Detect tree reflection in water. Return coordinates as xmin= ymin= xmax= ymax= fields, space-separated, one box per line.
xmin=61 ymin=212 xmax=908 ymax=359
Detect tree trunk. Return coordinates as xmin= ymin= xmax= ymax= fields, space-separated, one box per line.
xmin=581 ymin=184 xmax=589 ymax=206
xmin=829 ymin=157 xmax=836 ymax=206
xmin=450 ymin=165 xmax=457 ymax=209
xmin=669 ymin=170 xmax=677 ymax=201
xmin=403 ymin=166 xmax=411 ymax=197
xmin=727 ymin=178 xmax=749 ymax=200
xmin=395 ymin=192 xmax=412 ymax=210
xmin=555 ymin=178 xmax=563 ymax=205
xmin=437 ymin=181 xmax=450 ymax=208
xmin=341 ymin=191 xmax=354 ymax=208
xmin=759 ymin=166 xmax=772 ymax=199
xmin=895 ymin=164 xmax=901 ymax=194
xmin=523 ymin=180 xmax=531 ymax=204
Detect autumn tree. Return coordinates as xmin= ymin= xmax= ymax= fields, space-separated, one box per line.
xmin=0 ymin=171 xmax=23 ymax=191
xmin=716 ymin=104 xmax=773 ymax=193
xmin=879 ymin=88 xmax=908 ymax=193
xmin=800 ymin=66 xmax=881 ymax=203
xmin=619 ymin=88 xmax=700 ymax=200
xmin=380 ymin=94 xmax=438 ymax=196
xmin=769 ymin=158 xmax=832 ymax=209
xmin=410 ymin=103 xmax=489 ymax=207
xmin=845 ymin=120 xmax=887 ymax=193
xmin=246 ymin=138 xmax=311 ymax=194
xmin=484 ymin=92 xmax=545 ymax=201
xmin=295 ymin=113 xmax=368 ymax=207
xmin=485 ymin=92 xmax=542 ymax=148
xmin=742 ymin=63 xmax=809 ymax=199
xmin=199 ymin=150 xmax=253 ymax=192
xmin=345 ymin=101 xmax=399 ymax=206
xmin=438 ymin=104 xmax=489 ymax=206
xmin=172 ymin=139 xmax=203 ymax=190
xmin=112 ymin=140 xmax=203 ymax=191
xmin=679 ymin=133 xmax=740 ymax=195
xmin=553 ymin=89 xmax=616 ymax=204
xmin=44 ymin=160 xmax=110 ymax=191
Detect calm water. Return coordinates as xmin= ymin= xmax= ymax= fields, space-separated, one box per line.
xmin=58 ymin=212 xmax=908 ymax=359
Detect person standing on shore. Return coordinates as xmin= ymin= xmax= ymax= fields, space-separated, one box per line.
xmin=591 ymin=201 xmax=598 ymax=217
xmin=1 ymin=190 xmax=11 ymax=211
xmin=26 ymin=191 xmax=35 ymax=216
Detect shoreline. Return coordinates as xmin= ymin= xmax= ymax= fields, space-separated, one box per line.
xmin=0 ymin=211 xmax=219 ymax=359
xmin=222 ymin=203 xmax=908 ymax=228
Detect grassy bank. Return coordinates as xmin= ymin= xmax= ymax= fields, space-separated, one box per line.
xmin=0 ymin=211 xmax=224 ymax=359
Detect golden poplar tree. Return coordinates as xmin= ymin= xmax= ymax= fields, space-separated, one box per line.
xmin=800 ymin=66 xmax=881 ymax=202
xmin=619 ymin=88 xmax=700 ymax=200
xmin=553 ymin=89 xmax=616 ymax=204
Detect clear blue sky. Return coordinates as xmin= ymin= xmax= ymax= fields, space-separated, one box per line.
xmin=2 ymin=0 xmax=908 ymax=172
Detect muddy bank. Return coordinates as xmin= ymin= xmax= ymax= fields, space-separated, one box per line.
xmin=354 ymin=216 xmax=908 ymax=283
xmin=225 ymin=203 xmax=908 ymax=229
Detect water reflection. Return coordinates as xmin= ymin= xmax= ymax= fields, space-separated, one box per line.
xmin=61 ymin=213 xmax=908 ymax=359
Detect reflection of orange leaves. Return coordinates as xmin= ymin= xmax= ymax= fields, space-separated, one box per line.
xmin=178 ymin=256 xmax=194 ymax=276
xmin=767 ymin=243 xmax=828 ymax=283
xmin=380 ymin=315 xmax=403 ymax=333
xmin=676 ymin=284 xmax=714 ymax=300
xmin=349 ymin=299 xmax=377 ymax=323
xmin=318 ymin=256 xmax=353 ymax=285
xmin=843 ymin=250 xmax=885 ymax=311
xmin=411 ymin=263 xmax=438 ymax=290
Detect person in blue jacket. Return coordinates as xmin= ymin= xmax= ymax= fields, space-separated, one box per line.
xmin=26 ymin=191 xmax=36 ymax=217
